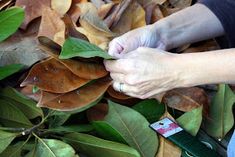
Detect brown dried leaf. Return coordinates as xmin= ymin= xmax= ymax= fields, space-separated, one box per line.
xmin=169 ymin=0 xmax=192 ymax=8
xmin=38 ymin=7 xmax=66 ymax=46
xmin=162 ymin=87 xmax=209 ymax=114
xmin=87 ymin=103 xmax=109 ymax=121
xmin=98 ymin=3 xmax=115 ymax=19
xmin=111 ymin=1 xmax=146 ymax=34
xmin=37 ymin=78 xmax=112 ymax=111
xmin=15 ymin=0 xmax=50 ymax=29
xmin=151 ymin=4 xmax=164 ymax=23
xmin=104 ymin=0 xmax=131 ymax=28
xmin=21 ymin=58 xmax=90 ymax=93
xmin=51 ymin=0 xmax=72 ymax=16
xmin=20 ymin=85 xmax=41 ymax=102
xmin=90 ymin=0 xmax=105 ymax=9
xmin=107 ymin=86 xmax=131 ymax=100
xmin=67 ymin=0 xmax=82 ymax=23
xmin=78 ymin=2 xmax=115 ymax=37
xmin=183 ymin=40 xmax=220 ymax=53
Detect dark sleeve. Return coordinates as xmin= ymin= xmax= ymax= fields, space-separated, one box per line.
xmin=198 ymin=0 xmax=235 ymax=48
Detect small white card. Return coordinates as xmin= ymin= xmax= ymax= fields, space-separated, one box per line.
xmin=150 ymin=118 xmax=183 ymax=138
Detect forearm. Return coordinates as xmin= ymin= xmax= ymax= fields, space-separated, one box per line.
xmin=175 ymin=49 xmax=235 ymax=87
xmin=153 ymin=3 xmax=224 ymax=50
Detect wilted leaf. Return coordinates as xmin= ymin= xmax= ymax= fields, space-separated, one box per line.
xmin=78 ymin=2 xmax=114 ymax=37
xmin=98 ymin=3 xmax=115 ymax=19
xmin=132 ymin=99 xmax=165 ymax=123
xmin=15 ymin=0 xmax=50 ymax=29
xmin=59 ymin=59 xmax=108 ymax=79
xmin=67 ymin=0 xmax=86 ymax=24
xmin=88 ymin=101 xmax=158 ymax=157
xmin=0 ymin=7 xmax=24 ymax=42
xmin=21 ymin=58 xmax=90 ymax=93
xmin=177 ymin=106 xmax=203 ymax=136
xmin=107 ymin=86 xmax=131 ymax=100
xmin=63 ymin=132 xmax=141 ymax=157
xmin=0 ymin=87 xmax=43 ymax=119
xmin=162 ymin=87 xmax=209 ymax=115
xmin=35 ymin=138 xmax=77 ymax=157
xmin=0 ymin=32 xmax=48 ymax=67
xmin=111 ymin=1 xmax=146 ymax=34
xmin=0 ymin=99 xmax=33 ymax=128
xmin=20 ymin=85 xmax=41 ymax=102
xmin=206 ymin=84 xmax=235 ymax=139
xmin=0 ymin=130 xmax=17 ymax=154
xmin=38 ymin=7 xmax=66 ymax=46
xmin=169 ymin=0 xmax=192 ymax=8
xmin=37 ymin=78 xmax=111 ymax=111
xmin=60 ymin=37 xmax=112 ymax=59
xmin=51 ymin=0 xmax=72 ymax=16
xmin=0 ymin=64 xmax=24 ymax=80
xmin=183 ymin=40 xmax=220 ymax=53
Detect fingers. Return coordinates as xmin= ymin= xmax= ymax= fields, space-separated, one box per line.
xmin=104 ymin=59 xmax=135 ymax=74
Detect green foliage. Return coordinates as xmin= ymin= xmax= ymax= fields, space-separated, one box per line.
xmin=63 ymin=132 xmax=141 ymax=157
xmin=132 ymin=99 xmax=165 ymax=123
xmin=177 ymin=106 xmax=203 ymax=136
xmin=0 ymin=64 xmax=24 ymax=81
xmin=0 ymin=130 xmax=17 ymax=154
xmin=60 ymin=37 xmax=113 ymax=59
xmin=206 ymin=84 xmax=235 ymax=139
xmin=0 ymin=7 xmax=24 ymax=42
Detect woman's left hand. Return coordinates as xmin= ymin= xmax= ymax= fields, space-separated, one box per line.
xmin=104 ymin=47 xmax=185 ymax=99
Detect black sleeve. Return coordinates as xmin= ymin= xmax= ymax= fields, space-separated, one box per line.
xmin=198 ymin=0 xmax=235 ymax=48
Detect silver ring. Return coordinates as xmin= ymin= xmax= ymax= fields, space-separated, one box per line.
xmin=119 ymin=83 xmax=124 ymax=93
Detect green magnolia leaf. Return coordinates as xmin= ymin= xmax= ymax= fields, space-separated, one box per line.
xmin=60 ymin=37 xmax=113 ymax=59
xmin=0 ymin=7 xmax=24 ymax=42
xmin=0 ymin=64 xmax=24 ymax=80
xmin=206 ymin=84 xmax=235 ymax=139
xmin=177 ymin=106 xmax=203 ymax=136
xmin=0 ymin=141 xmax=26 ymax=157
xmin=49 ymin=112 xmax=71 ymax=128
xmin=35 ymin=138 xmax=77 ymax=157
xmin=0 ymin=87 xmax=43 ymax=119
xmin=0 ymin=99 xmax=33 ymax=128
xmin=49 ymin=125 xmax=94 ymax=133
xmin=92 ymin=121 xmax=127 ymax=144
xmin=132 ymin=99 xmax=165 ymax=123
xmin=100 ymin=101 xmax=158 ymax=157
xmin=0 ymin=130 xmax=17 ymax=154
xmin=63 ymin=132 xmax=141 ymax=157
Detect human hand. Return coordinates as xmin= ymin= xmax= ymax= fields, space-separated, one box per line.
xmin=108 ymin=24 xmax=168 ymax=58
xmin=104 ymin=47 xmax=183 ymax=99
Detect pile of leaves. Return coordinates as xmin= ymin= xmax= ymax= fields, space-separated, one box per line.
xmin=0 ymin=0 xmax=234 ymax=157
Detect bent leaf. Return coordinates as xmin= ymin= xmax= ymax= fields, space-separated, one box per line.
xmin=0 ymin=64 xmax=24 ymax=80
xmin=15 ymin=0 xmax=50 ymax=29
xmin=37 ymin=78 xmax=111 ymax=111
xmin=0 ymin=7 xmax=24 ymax=42
xmin=206 ymin=84 xmax=235 ymax=139
xmin=63 ymin=132 xmax=141 ymax=157
xmin=38 ymin=7 xmax=66 ymax=46
xmin=0 ymin=130 xmax=17 ymax=154
xmin=51 ymin=0 xmax=72 ymax=16
xmin=177 ymin=106 xmax=203 ymax=136
xmin=35 ymin=138 xmax=77 ymax=157
xmin=59 ymin=59 xmax=108 ymax=79
xmin=21 ymin=58 xmax=90 ymax=93
xmin=0 ymin=87 xmax=43 ymax=119
xmin=89 ymin=101 xmax=158 ymax=157
xmin=60 ymin=37 xmax=112 ymax=59
xmin=0 ymin=100 xmax=32 ymax=128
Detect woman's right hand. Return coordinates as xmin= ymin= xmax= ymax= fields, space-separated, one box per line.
xmin=108 ymin=24 xmax=168 ymax=58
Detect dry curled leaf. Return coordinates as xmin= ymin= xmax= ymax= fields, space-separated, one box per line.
xmin=0 ymin=0 xmax=12 ymax=10
xmin=98 ymin=3 xmax=115 ymax=19
xmin=20 ymin=85 xmax=41 ymax=102
xmin=15 ymin=0 xmax=50 ymax=29
xmin=51 ymin=0 xmax=72 ymax=16
xmin=21 ymin=58 xmax=90 ymax=93
xmin=58 ymin=59 xmax=108 ymax=80
xmin=162 ymin=87 xmax=209 ymax=115
xmin=169 ymin=0 xmax=192 ymax=8
xmin=38 ymin=7 xmax=66 ymax=46
xmin=78 ymin=2 xmax=115 ymax=37
xmin=37 ymin=78 xmax=112 ymax=111
xmin=107 ymin=86 xmax=131 ymax=100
